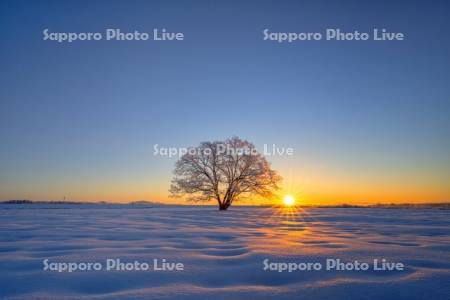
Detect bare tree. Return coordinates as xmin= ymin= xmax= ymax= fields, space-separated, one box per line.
xmin=170 ymin=137 xmax=282 ymax=210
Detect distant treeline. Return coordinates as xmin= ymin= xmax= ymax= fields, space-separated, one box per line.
xmin=1 ymin=200 xmax=84 ymax=204
xmin=0 ymin=200 xmax=166 ymax=205
xmin=300 ymin=203 xmax=450 ymax=209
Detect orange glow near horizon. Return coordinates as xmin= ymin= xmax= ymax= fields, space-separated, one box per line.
xmin=1 ymin=163 xmax=449 ymax=205
xmin=2 ymin=184 xmax=449 ymax=205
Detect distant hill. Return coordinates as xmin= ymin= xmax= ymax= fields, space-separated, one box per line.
xmin=129 ymin=200 xmax=167 ymax=206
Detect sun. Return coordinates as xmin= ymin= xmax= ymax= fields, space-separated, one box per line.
xmin=283 ymin=195 xmax=295 ymax=206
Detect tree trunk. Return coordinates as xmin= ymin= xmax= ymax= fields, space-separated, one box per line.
xmin=219 ymin=203 xmax=230 ymax=210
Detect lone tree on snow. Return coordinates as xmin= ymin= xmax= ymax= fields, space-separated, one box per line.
xmin=170 ymin=137 xmax=281 ymax=210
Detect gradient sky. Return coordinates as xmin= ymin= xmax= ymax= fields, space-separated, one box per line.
xmin=1 ymin=0 xmax=449 ymax=204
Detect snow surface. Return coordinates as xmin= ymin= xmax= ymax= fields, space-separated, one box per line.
xmin=0 ymin=205 xmax=449 ymax=299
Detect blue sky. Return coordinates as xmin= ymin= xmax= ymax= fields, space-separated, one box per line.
xmin=1 ymin=0 xmax=449 ymax=203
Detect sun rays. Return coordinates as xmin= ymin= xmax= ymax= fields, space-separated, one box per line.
xmin=258 ymin=193 xmax=312 ymax=228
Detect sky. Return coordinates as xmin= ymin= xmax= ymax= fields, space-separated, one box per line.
xmin=1 ymin=0 xmax=449 ymax=205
